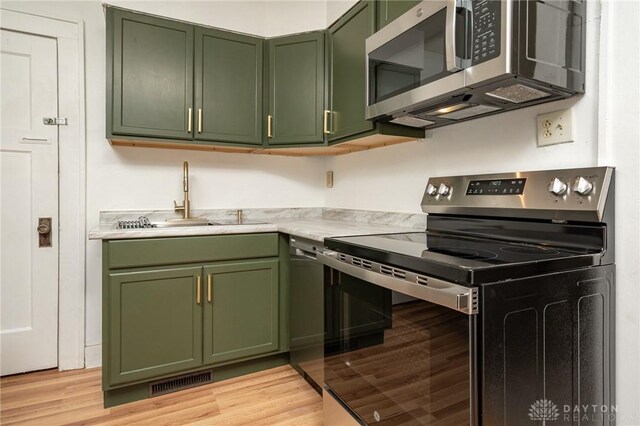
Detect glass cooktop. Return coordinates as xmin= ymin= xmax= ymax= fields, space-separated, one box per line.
xmin=325 ymin=232 xmax=602 ymax=285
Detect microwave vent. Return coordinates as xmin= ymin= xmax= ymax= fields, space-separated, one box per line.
xmin=485 ymin=84 xmax=551 ymax=104
xmin=390 ymin=116 xmax=434 ymax=128
xmin=438 ymin=104 xmax=502 ymax=120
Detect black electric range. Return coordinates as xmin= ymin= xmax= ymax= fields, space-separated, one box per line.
xmin=326 ymin=230 xmax=602 ymax=285
xmin=320 ymin=167 xmax=616 ymax=426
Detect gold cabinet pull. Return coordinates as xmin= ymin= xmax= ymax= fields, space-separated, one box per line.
xmin=323 ymin=110 xmax=331 ymax=134
xmin=207 ymin=274 xmax=212 ymax=303
xmin=196 ymin=276 xmax=202 ymax=304
xmin=187 ymin=108 xmax=192 ymax=133
xmin=267 ymin=114 xmax=273 ymax=138
xmin=198 ymin=108 xmax=203 ymax=133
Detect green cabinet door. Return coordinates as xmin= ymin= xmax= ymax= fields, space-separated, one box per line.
xmin=327 ymin=1 xmax=376 ymax=142
xmin=375 ymin=0 xmax=421 ymax=30
xmin=108 ymin=8 xmax=194 ymax=139
xmin=195 ymin=28 xmax=263 ymax=145
xmin=203 ymin=259 xmax=279 ymax=365
xmin=107 ymin=267 xmax=203 ymax=386
xmin=267 ymin=32 xmax=325 ymax=145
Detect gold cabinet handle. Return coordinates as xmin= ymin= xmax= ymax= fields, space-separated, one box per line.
xmin=207 ymin=274 xmax=212 ymax=303
xmin=196 ymin=276 xmax=202 ymax=304
xmin=267 ymin=115 xmax=273 ymax=138
xmin=323 ymin=110 xmax=331 ymax=135
xmin=187 ymin=108 xmax=192 ymax=133
xmin=198 ymin=108 xmax=203 ymax=133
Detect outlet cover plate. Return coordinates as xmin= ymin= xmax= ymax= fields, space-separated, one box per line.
xmin=537 ymin=109 xmax=573 ymax=147
xmin=326 ymin=171 xmax=333 ymax=188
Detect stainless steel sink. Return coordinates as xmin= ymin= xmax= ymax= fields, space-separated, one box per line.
xmin=153 ymin=218 xmax=211 ymax=228
xmin=208 ymin=220 xmax=267 ymax=226
xmin=151 ymin=219 xmax=267 ymax=228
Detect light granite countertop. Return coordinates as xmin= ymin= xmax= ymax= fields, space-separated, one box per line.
xmin=89 ymin=208 xmax=426 ymax=242
xmin=88 ymin=222 xmax=279 ymax=240
xmin=268 ymin=218 xmax=419 ymax=242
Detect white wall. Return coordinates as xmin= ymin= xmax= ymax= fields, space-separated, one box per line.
xmin=109 ymin=0 xmax=327 ymax=37
xmin=596 ymin=1 xmax=640 ymax=425
xmin=323 ymin=95 xmax=599 ymax=211
xmin=326 ymin=0 xmax=357 ymax=25
xmin=1 ymin=0 xmax=328 ymax=364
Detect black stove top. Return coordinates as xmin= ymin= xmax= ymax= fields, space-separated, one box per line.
xmin=325 ymin=232 xmax=602 ymax=285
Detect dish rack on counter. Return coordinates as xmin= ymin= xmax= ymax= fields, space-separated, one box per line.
xmin=117 ymin=217 xmax=157 ymax=229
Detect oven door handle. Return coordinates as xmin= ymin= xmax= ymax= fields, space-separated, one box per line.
xmin=318 ymin=251 xmax=478 ymax=315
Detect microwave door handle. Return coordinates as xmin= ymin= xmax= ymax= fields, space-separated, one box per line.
xmin=445 ymin=0 xmax=462 ymax=72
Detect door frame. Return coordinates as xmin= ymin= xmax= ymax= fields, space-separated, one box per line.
xmin=1 ymin=9 xmax=86 ymax=370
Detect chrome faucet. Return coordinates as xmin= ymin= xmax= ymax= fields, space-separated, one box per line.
xmin=174 ymin=161 xmax=191 ymax=219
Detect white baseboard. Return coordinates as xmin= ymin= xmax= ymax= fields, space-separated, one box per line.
xmin=84 ymin=344 xmax=102 ymax=368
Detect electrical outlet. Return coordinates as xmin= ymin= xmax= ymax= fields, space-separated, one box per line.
xmin=326 ymin=171 xmax=334 ymax=188
xmin=537 ymin=109 xmax=573 ymax=147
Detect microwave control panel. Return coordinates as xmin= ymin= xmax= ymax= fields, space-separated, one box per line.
xmin=471 ymin=0 xmax=501 ymax=65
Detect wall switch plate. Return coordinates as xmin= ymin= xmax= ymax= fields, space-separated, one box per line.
xmin=537 ymin=109 xmax=573 ymax=147
xmin=326 ymin=171 xmax=333 ymax=188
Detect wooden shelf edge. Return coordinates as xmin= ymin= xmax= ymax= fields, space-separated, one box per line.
xmin=110 ymin=139 xmax=259 ymax=154
xmin=109 ymin=133 xmax=420 ymax=157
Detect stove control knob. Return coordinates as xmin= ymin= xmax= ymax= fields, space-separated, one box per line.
xmin=573 ymin=176 xmax=594 ymax=196
xmin=548 ymin=178 xmax=568 ymax=196
xmin=437 ymin=183 xmax=451 ymax=196
xmin=426 ymin=183 xmax=438 ymax=196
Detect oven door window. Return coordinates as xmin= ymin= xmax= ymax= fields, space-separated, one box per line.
xmin=325 ymin=269 xmax=473 ymax=425
xmin=368 ymin=8 xmax=467 ymax=105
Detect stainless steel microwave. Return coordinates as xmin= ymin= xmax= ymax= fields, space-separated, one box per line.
xmin=365 ymin=0 xmax=586 ymax=129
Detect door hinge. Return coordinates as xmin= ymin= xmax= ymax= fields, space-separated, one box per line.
xmin=43 ymin=117 xmax=68 ymax=126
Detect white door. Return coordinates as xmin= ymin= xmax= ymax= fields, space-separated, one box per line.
xmin=0 ymin=29 xmax=59 ymax=375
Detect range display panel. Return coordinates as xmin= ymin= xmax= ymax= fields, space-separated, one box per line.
xmin=466 ymin=178 xmax=526 ymax=195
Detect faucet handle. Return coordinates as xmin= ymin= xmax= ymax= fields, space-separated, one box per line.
xmin=174 ymin=200 xmax=184 ymax=212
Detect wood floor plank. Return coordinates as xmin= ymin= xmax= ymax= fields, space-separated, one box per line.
xmin=0 ymin=365 xmax=322 ymax=425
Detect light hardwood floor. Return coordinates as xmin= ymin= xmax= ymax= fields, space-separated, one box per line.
xmin=0 ymin=365 xmax=322 ymax=425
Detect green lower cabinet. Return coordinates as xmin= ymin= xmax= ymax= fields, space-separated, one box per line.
xmin=108 ymin=267 xmax=203 ymax=386
xmin=203 ymin=259 xmax=280 ymax=365
xmin=102 ymin=234 xmax=288 ymax=407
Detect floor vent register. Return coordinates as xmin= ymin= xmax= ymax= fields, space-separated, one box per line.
xmin=149 ymin=370 xmax=214 ymax=397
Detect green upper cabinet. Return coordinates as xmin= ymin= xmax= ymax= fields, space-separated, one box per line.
xmin=266 ymin=32 xmax=325 ymax=146
xmin=203 ymin=260 xmax=279 ymax=365
xmin=106 ymin=5 xmax=422 ymax=154
xmin=327 ymin=1 xmax=376 ymax=142
xmin=108 ymin=8 xmax=194 ymax=140
xmin=195 ymin=28 xmax=263 ymax=145
xmin=107 ymin=267 xmax=203 ymax=386
xmin=322 ymin=1 xmax=424 ymax=146
xmin=375 ymin=0 xmax=421 ymax=30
